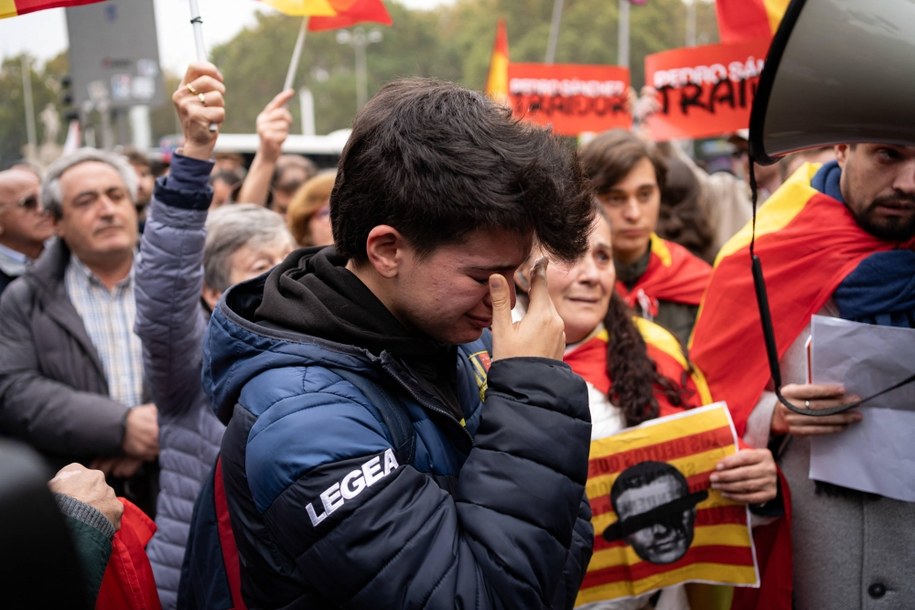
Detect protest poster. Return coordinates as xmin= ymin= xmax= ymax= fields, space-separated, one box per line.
xmin=507 ymin=63 xmax=631 ymax=136
xmin=577 ymin=402 xmax=758 ymax=605
xmin=643 ymin=39 xmax=770 ymax=141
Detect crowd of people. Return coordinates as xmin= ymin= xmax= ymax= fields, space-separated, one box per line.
xmin=0 ymin=56 xmax=911 ymax=610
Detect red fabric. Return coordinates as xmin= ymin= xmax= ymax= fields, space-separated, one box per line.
xmin=2 ymin=0 xmax=103 ymax=18
xmin=566 ymin=322 xmax=793 ymax=609
xmin=689 ymin=190 xmax=905 ymax=436
xmin=307 ymin=0 xmax=391 ymax=31
xmin=485 ymin=18 xmax=509 ymax=102
xmin=96 ymin=499 xmax=161 ymax=610
xmin=616 ymin=237 xmax=711 ymax=316
xmin=215 ymin=457 xmax=247 ymax=610
xmin=729 ymin=472 xmax=793 ymax=610
xmin=563 ymin=324 xmax=701 ymax=417
xmin=714 ymin=0 xmax=788 ymax=44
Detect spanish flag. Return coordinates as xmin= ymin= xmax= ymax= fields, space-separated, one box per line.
xmin=0 ymin=0 xmax=104 ymax=18
xmin=258 ymin=0 xmax=392 ymax=31
xmin=715 ymin=0 xmax=789 ymax=44
xmin=308 ymin=0 xmax=391 ymax=32
xmin=617 ymin=235 xmax=711 ymax=317
xmin=689 ymin=163 xmax=909 ymax=437
xmin=577 ymin=403 xmax=757 ymax=605
xmin=564 ymin=320 xmax=711 ymax=415
xmin=485 ymin=18 xmax=509 ymax=105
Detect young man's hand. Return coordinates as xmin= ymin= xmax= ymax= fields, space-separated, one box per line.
xmin=490 ymin=257 xmax=566 ymax=361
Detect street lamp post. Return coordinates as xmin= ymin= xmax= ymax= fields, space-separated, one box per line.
xmin=336 ymin=27 xmax=383 ymax=112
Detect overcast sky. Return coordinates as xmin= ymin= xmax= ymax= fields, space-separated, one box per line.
xmin=0 ymin=0 xmax=453 ymax=74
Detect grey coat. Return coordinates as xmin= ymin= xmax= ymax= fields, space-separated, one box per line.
xmin=0 ymin=238 xmax=125 ymax=462
xmin=0 ymin=238 xmax=157 ymax=508
xmin=748 ymin=312 xmax=915 ymax=610
xmin=134 ymin=155 xmax=224 ymax=610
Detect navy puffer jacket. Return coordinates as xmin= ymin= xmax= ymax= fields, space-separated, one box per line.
xmin=190 ymin=253 xmax=594 ymax=609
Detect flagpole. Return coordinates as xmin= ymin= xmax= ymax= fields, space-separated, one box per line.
xmin=617 ymin=0 xmax=630 ymax=69
xmin=187 ymin=0 xmax=217 ymax=132
xmin=544 ymin=0 xmax=564 ymax=64
xmin=284 ymin=17 xmax=309 ymax=92
xmin=188 ymin=0 xmax=208 ymax=61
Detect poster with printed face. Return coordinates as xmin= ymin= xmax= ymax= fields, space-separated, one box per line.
xmin=577 ymin=403 xmax=759 ymax=606
xmin=507 ymin=63 xmax=631 ymax=136
xmin=643 ymin=39 xmax=770 ymax=141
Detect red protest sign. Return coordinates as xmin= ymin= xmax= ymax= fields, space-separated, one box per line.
xmin=508 ymin=64 xmax=631 ymax=136
xmin=643 ymin=39 xmax=770 ymax=141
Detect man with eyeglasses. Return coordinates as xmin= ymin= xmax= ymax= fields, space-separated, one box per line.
xmin=0 ymin=167 xmax=53 ymax=294
xmin=0 ymin=149 xmax=159 ymax=519
xmin=691 ymin=143 xmax=915 ymax=609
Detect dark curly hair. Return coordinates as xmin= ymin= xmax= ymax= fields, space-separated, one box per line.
xmin=604 ymin=291 xmax=691 ymax=427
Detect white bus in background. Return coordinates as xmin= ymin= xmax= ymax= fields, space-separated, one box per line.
xmin=157 ymin=129 xmax=351 ymax=171
xmin=213 ymin=129 xmax=352 ymax=170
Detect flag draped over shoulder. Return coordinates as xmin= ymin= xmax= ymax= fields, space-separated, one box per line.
xmin=485 ymin=18 xmax=509 ymax=105
xmin=715 ymin=0 xmax=789 ymax=44
xmin=564 ymin=322 xmax=711 ymax=416
xmin=688 ymin=163 xmax=904 ymax=436
xmin=617 ymin=235 xmax=711 ymax=316
xmin=0 ymin=0 xmax=103 ymax=19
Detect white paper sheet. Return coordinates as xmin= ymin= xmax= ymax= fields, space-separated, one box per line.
xmin=808 ymin=315 xmax=915 ymax=501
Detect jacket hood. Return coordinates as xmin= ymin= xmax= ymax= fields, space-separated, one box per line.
xmin=202 ymin=246 xmax=455 ymax=424
xmin=202 ymin=266 xmax=380 ymax=425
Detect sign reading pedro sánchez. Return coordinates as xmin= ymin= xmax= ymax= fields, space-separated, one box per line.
xmin=643 ymin=39 xmax=770 ymax=141
xmin=577 ymin=403 xmax=759 ymax=606
xmin=508 ymin=63 xmax=631 ymax=136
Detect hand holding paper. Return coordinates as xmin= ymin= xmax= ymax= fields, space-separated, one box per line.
xmin=773 ymin=383 xmax=862 ymax=436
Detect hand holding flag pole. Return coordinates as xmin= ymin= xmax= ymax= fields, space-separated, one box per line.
xmin=187 ymin=0 xmax=218 ymax=132
xmin=262 ymin=0 xmax=393 ymax=93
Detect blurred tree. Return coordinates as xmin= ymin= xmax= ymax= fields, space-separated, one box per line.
xmin=0 ymin=0 xmax=721 ymax=161
xmin=0 ymin=53 xmax=66 ymax=169
xmin=148 ymin=70 xmax=182 ymax=146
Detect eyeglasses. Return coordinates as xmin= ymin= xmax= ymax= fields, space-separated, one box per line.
xmin=21 ymin=193 xmax=40 ymax=210
xmin=6 ymin=193 xmax=41 ymax=212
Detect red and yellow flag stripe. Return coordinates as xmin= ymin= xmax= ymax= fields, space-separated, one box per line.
xmin=579 ymin=404 xmax=756 ymax=605
xmin=258 ymin=0 xmax=391 ymax=31
xmin=715 ymin=0 xmax=790 ymax=44
xmin=485 ymin=18 xmax=509 ymax=105
xmin=616 ymin=235 xmax=711 ymax=311
xmin=1 ymin=0 xmax=104 ymax=19
xmin=689 ymin=164 xmax=909 ymax=435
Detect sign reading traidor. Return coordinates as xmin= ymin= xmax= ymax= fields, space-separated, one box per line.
xmin=508 ymin=63 xmax=631 ymax=136
xmin=644 ymin=39 xmax=770 ymax=141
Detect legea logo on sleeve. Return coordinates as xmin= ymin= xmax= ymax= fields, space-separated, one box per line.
xmin=306 ymin=448 xmax=400 ymax=526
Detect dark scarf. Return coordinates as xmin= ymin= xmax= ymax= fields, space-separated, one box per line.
xmin=812 ymin=161 xmax=915 ymax=328
xmin=809 ymin=162 xmax=915 ymax=497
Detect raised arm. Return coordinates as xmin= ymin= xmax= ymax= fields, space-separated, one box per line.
xmin=135 ymin=62 xmax=224 ymax=416
xmin=235 ymin=89 xmax=295 ymax=206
